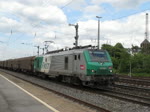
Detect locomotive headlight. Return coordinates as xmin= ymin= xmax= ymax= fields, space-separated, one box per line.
xmin=91 ymin=70 xmax=95 ymax=73
xmin=110 ymin=70 xmax=112 ymax=72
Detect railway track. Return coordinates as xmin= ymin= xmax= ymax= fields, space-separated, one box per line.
xmin=98 ymin=86 xmax=150 ymax=107
xmin=116 ymin=75 xmax=150 ymax=86
xmin=114 ymin=82 xmax=150 ymax=94
xmin=106 ymin=76 xmax=150 ymax=106
xmin=117 ymin=74 xmax=150 ymax=80
xmin=0 ymin=69 xmax=150 ymax=111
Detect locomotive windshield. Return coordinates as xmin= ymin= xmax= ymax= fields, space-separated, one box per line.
xmin=89 ymin=50 xmax=109 ymax=62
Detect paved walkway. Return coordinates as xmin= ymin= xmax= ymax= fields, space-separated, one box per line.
xmin=0 ymin=74 xmax=58 ymax=112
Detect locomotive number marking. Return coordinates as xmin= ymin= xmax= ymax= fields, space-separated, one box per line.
xmin=42 ymin=62 xmax=50 ymax=69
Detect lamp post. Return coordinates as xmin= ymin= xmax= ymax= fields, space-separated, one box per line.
xmin=96 ymin=16 xmax=102 ymax=49
xmin=129 ymin=48 xmax=132 ymax=77
xmin=69 ymin=23 xmax=79 ymax=47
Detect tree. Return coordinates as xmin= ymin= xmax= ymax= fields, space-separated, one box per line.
xmin=102 ymin=43 xmax=150 ymax=74
xmin=102 ymin=43 xmax=130 ymax=73
xmin=101 ymin=44 xmax=114 ymax=56
xmin=115 ymin=43 xmax=124 ymax=49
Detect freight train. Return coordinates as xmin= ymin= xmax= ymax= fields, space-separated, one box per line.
xmin=0 ymin=45 xmax=114 ymax=86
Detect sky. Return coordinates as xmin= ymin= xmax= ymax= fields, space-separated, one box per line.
xmin=0 ymin=0 xmax=150 ymax=60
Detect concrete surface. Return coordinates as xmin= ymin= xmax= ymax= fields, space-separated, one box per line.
xmin=0 ymin=74 xmax=55 ymax=112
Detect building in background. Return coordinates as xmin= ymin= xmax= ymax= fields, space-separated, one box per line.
xmin=140 ymin=13 xmax=150 ymax=54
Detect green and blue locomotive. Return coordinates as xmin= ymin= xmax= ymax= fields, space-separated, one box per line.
xmin=34 ymin=48 xmax=114 ymax=86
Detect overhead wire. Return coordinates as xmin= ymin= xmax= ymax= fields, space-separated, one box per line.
xmin=111 ymin=9 xmax=150 ymax=21
xmin=60 ymin=0 xmax=73 ymax=9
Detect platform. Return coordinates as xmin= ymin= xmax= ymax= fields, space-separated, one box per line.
xmin=0 ymin=74 xmax=58 ymax=112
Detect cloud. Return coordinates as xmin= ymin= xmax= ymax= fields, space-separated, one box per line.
xmin=0 ymin=0 xmax=72 ymax=7
xmin=0 ymin=17 xmax=21 ymax=33
xmin=84 ymin=5 xmax=103 ymax=14
xmin=77 ymin=11 xmax=149 ymax=48
xmin=78 ymin=5 xmax=104 ymax=21
xmin=0 ymin=0 xmax=70 ymax=59
xmin=92 ymin=0 xmax=149 ymax=9
xmin=66 ymin=0 xmax=87 ymax=10
xmin=0 ymin=1 xmax=67 ymax=26
xmin=0 ymin=0 xmax=68 ymax=43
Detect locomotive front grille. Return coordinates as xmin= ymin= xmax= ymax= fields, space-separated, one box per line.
xmin=97 ymin=69 xmax=109 ymax=74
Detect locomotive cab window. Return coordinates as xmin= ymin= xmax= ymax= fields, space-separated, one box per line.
xmin=78 ymin=54 xmax=80 ymax=60
xmin=45 ymin=58 xmax=47 ymax=62
xmin=74 ymin=55 xmax=77 ymax=60
xmin=89 ymin=50 xmax=109 ymax=62
xmin=64 ymin=57 xmax=68 ymax=70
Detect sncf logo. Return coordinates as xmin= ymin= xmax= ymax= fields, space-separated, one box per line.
xmin=80 ymin=65 xmax=85 ymax=70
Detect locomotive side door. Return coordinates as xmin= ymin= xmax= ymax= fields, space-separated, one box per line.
xmin=73 ymin=54 xmax=78 ymax=74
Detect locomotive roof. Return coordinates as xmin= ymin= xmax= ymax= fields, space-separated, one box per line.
xmin=0 ymin=56 xmax=35 ymax=62
xmin=38 ymin=49 xmax=107 ymax=57
xmin=40 ymin=49 xmax=85 ymax=57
